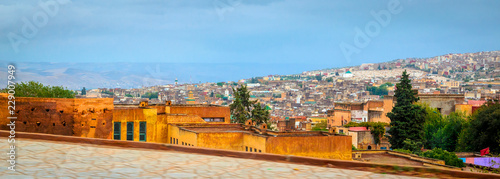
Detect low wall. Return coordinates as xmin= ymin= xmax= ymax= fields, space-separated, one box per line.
xmin=2 ymin=131 xmax=500 ymax=179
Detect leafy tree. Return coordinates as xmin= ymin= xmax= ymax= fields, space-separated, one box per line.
xmin=125 ymin=94 xmax=133 ymax=97
xmin=366 ymin=85 xmax=389 ymax=96
xmin=230 ymin=85 xmax=269 ymax=125
xmin=312 ymin=120 xmax=328 ymax=131
xmin=352 ymin=145 xmax=358 ymax=150
xmin=101 ymin=90 xmax=114 ymax=96
xmin=1 ymin=81 xmax=75 ymax=98
xmin=314 ymin=75 xmax=323 ymax=81
xmin=400 ymin=139 xmax=423 ymax=155
xmin=421 ymin=104 xmax=445 ymax=149
xmin=141 ymin=92 xmax=158 ymax=99
xmin=457 ymin=102 xmax=500 ymax=154
xmin=326 ymin=77 xmax=333 ymax=82
xmin=216 ymin=82 xmax=224 ymax=87
xmin=430 ymin=112 xmax=466 ymax=152
xmin=387 ymin=70 xmax=426 ymax=149
xmin=81 ymin=87 xmax=86 ymax=95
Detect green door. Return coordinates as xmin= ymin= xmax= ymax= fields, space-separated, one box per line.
xmin=139 ymin=122 xmax=146 ymax=142
xmin=126 ymin=122 xmax=134 ymax=141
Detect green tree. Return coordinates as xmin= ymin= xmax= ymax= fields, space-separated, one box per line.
xmin=387 ymin=70 xmax=426 ymax=149
xmin=141 ymin=92 xmax=158 ymax=99
xmin=81 ymin=87 xmax=86 ymax=95
xmin=430 ymin=112 xmax=466 ymax=152
xmin=326 ymin=77 xmax=333 ymax=82
xmin=401 ymin=138 xmax=423 ymax=155
xmin=312 ymin=120 xmax=328 ymax=131
xmin=421 ymin=104 xmax=445 ymax=149
xmin=125 ymin=94 xmax=133 ymax=97
xmin=230 ymin=85 xmax=270 ymax=125
xmin=457 ymin=102 xmax=500 ymax=154
xmin=1 ymin=81 xmax=75 ymax=98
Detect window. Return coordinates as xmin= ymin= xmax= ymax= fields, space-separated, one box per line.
xmin=259 ymin=150 xmax=262 ymax=153
xmin=126 ymin=122 xmax=134 ymax=141
xmin=113 ymin=122 xmax=121 ymax=140
xmin=254 ymin=148 xmax=257 ymax=152
xmin=250 ymin=147 xmax=253 ymax=152
xmin=182 ymin=142 xmax=184 ymax=145
xmin=170 ymin=137 xmax=172 ymax=144
xmin=202 ymin=118 xmax=225 ymax=122
xmin=176 ymin=138 xmax=178 ymax=144
xmin=139 ymin=122 xmax=146 ymax=142
xmin=246 ymin=146 xmax=248 ymax=152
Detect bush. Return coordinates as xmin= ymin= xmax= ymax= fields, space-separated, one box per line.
xmin=352 ymin=145 xmax=358 ymax=151
xmin=421 ymin=148 xmax=465 ymax=168
xmin=393 ymin=148 xmax=412 ymax=154
xmin=344 ymin=122 xmax=388 ymax=144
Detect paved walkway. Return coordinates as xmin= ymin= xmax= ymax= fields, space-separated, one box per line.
xmin=0 ymin=137 xmax=425 ymax=178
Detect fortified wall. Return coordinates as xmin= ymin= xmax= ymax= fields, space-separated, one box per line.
xmin=0 ymin=94 xmax=352 ymax=160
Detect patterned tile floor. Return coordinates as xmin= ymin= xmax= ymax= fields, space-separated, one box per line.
xmin=0 ymin=137 xmax=426 ymax=178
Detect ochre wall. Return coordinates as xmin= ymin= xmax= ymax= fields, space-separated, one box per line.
xmin=0 ymin=96 xmax=113 ymax=139
xmin=266 ymin=135 xmax=352 ymax=160
xmin=455 ymin=104 xmax=472 ymax=116
xmin=169 ymin=106 xmax=230 ymax=123
xmin=242 ymin=133 xmax=267 ymax=152
xmin=197 ymin=132 xmax=243 ymax=151
xmin=113 ymin=107 xmax=158 ymax=142
xmin=331 ymin=110 xmax=351 ymax=126
xmin=73 ymin=98 xmax=114 ymax=139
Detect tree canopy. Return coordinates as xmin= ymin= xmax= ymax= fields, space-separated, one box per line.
xmin=457 ymin=102 xmax=500 ymax=154
xmin=230 ymin=85 xmax=269 ymax=125
xmin=1 ymin=81 xmax=75 ymax=98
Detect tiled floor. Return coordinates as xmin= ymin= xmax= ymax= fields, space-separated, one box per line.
xmin=0 ymin=137 xmax=425 ymax=178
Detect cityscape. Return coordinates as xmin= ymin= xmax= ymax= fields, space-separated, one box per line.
xmin=1 ymin=0 xmax=500 ymax=178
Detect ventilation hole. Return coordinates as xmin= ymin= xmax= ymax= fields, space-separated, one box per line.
xmin=82 ymin=124 xmax=84 ymax=127
xmin=103 ymin=122 xmax=106 ymax=126
xmin=31 ymin=108 xmax=35 ymax=111
xmin=36 ymin=122 xmax=41 ymax=126
xmin=62 ymin=121 xmax=66 ymax=126
xmin=60 ymin=110 xmax=64 ymax=113
xmin=23 ymin=121 xmax=26 ymax=125
xmin=16 ymin=110 xmax=20 ymax=114
xmin=91 ymin=118 xmax=96 ymax=120
xmin=46 ymin=109 xmax=50 ymax=112
xmin=53 ymin=123 xmax=55 ymax=126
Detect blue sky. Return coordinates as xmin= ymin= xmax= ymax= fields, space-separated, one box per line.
xmin=1 ymin=0 xmax=500 ymax=71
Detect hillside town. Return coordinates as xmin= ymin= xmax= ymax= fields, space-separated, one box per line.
xmin=80 ymin=51 xmax=499 ymax=130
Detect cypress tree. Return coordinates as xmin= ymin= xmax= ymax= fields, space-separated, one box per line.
xmin=387 ymin=70 xmax=426 ymax=149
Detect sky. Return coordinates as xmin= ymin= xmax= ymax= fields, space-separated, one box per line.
xmin=1 ymin=0 xmax=500 ymax=83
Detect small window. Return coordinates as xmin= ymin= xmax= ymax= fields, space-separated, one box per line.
xmin=52 ymin=123 xmax=55 ymax=126
xmin=36 ymin=122 xmax=41 ymax=126
xmin=46 ymin=109 xmax=50 ymax=112
xmin=259 ymin=150 xmax=262 ymax=153
xmin=246 ymin=146 xmax=248 ymax=152
xmin=92 ymin=118 xmax=96 ymax=120
xmin=114 ymin=122 xmax=121 ymax=140
xmin=90 ymin=126 xmax=96 ymax=128
xmin=126 ymin=122 xmax=134 ymax=141
xmin=170 ymin=137 xmax=173 ymax=144
xmin=250 ymin=147 xmax=253 ymax=152
xmin=254 ymin=148 xmax=257 ymax=152
xmin=182 ymin=142 xmax=184 ymax=145
xmin=176 ymin=139 xmax=178 ymax=144
xmin=139 ymin=121 xmax=146 ymax=142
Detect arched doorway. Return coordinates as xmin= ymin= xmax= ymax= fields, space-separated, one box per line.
xmin=367 ymin=145 xmax=372 ymax=150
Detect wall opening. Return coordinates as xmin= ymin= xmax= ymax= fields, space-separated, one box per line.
xmin=36 ymin=122 xmax=41 ymax=126
xmin=113 ymin=122 xmax=121 ymax=140
xmin=139 ymin=121 xmax=146 ymax=142
xmin=62 ymin=121 xmax=66 ymax=126
xmin=23 ymin=121 xmax=27 ymax=125
xmin=126 ymin=122 xmax=134 ymax=141
xmin=46 ymin=109 xmax=50 ymax=112
xmin=53 ymin=123 xmax=55 ymax=126
xmin=60 ymin=110 xmax=64 ymax=114
xmin=368 ymin=145 xmax=372 ymax=150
